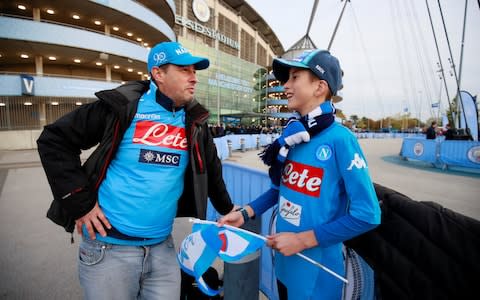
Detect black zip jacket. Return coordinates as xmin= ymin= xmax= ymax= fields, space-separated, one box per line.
xmin=37 ymin=80 xmax=233 ymax=233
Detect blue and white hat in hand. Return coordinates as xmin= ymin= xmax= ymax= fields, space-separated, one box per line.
xmin=147 ymin=41 xmax=210 ymax=72
xmin=272 ymin=49 xmax=343 ymax=96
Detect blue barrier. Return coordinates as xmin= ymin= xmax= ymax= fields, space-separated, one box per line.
xmin=400 ymin=137 xmax=480 ymax=170
xmin=439 ymin=141 xmax=480 ymax=169
xmin=213 ymin=134 xmax=280 ymax=160
xmin=400 ymin=137 xmax=438 ymax=164
xmin=355 ymin=132 xmax=424 ymax=139
xmin=214 ymin=133 xmax=424 ymax=161
xmin=213 ymin=132 xmax=425 ymax=161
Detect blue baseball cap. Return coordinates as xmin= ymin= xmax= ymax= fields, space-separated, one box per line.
xmin=272 ymin=49 xmax=343 ymax=96
xmin=147 ymin=41 xmax=210 ymax=72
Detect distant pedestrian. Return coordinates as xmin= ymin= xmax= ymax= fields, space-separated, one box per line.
xmin=219 ymin=49 xmax=381 ymax=299
xmin=443 ymin=123 xmax=455 ymax=140
xmin=426 ymin=121 xmax=437 ymax=139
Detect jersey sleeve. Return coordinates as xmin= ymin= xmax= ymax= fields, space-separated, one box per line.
xmin=335 ymin=131 xmax=381 ymax=224
xmin=312 ymin=130 xmax=381 ymax=247
xmin=248 ymin=186 xmax=279 ymax=216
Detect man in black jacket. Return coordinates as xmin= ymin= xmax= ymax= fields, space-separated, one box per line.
xmin=37 ymin=41 xmax=234 ymax=299
xmin=426 ymin=121 xmax=437 ymax=139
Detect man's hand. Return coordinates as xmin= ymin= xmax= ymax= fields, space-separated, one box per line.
xmin=217 ymin=210 xmax=244 ymax=228
xmin=75 ymin=202 xmax=111 ymax=240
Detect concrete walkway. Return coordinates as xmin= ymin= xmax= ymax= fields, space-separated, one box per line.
xmin=0 ymin=139 xmax=479 ymax=299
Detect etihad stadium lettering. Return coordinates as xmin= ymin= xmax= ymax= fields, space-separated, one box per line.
xmin=175 ymin=15 xmax=240 ymax=50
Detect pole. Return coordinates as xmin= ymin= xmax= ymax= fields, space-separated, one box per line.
xmin=425 ymin=0 xmax=453 ymax=120
xmin=328 ymin=0 xmax=350 ymax=51
xmin=306 ymin=0 xmax=320 ymax=36
xmin=457 ymin=0 xmax=468 ymax=92
xmin=216 ymin=50 xmax=221 ymax=126
xmin=437 ymin=0 xmax=469 ymax=134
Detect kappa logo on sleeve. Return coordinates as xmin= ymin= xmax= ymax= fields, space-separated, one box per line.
xmin=139 ymin=149 xmax=181 ymax=166
xmin=281 ymin=160 xmax=323 ymax=197
xmin=347 ymin=153 xmax=367 ymax=170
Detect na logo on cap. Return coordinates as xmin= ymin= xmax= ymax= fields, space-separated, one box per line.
xmin=175 ymin=46 xmax=189 ymax=55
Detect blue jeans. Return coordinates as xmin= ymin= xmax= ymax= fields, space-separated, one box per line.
xmin=78 ymin=235 xmax=180 ymax=300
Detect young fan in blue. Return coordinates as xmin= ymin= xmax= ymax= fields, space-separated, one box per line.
xmin=219 ymin=50 xmax=381 ymax=299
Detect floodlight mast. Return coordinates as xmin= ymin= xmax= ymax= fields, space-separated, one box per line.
xmin=328 ymin=0 xmax=351 ymax=51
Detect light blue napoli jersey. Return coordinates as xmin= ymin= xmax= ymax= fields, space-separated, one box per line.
xmin=98 ymin=83 xmax=189 ymax=240
xmin=275 ymin=122 xmax=380 ymax=299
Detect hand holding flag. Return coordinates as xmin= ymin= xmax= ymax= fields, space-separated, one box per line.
xmin=177 ymin=220 xmax=266 ymax=296
xmin=177 ymin=219 xmax=348 ymax=296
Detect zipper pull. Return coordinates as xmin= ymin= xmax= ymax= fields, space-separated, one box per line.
xmin=173 ymin=106 xmax=176 ymax=118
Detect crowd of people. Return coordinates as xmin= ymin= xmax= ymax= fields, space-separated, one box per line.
xmin=208 ymin=123 xmax=282 ymax=137
xmin=424 ymin=121 xmax=469 ymax=140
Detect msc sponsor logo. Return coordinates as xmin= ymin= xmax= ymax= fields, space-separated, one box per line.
xmin=139 ymin=149 xmax=181 ymax=166
xmin=133 ymin=121 xmax=187 ymax=150
xmin=347 ymin=153 xmax=367 ymax=170
xmin=316 ymin=144 xmax=332 ymax=161
xmin=281 ymin=160 xmax=323 ymax=197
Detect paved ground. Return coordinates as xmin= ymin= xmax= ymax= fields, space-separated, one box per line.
xmin=0 ymin=139 xmax=479 ymax=299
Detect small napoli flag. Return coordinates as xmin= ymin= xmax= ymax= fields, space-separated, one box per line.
xmin=177 ymin=223 xmax=222 ymax=296
xmin=218 ymin=226 xmax=265 ymax=263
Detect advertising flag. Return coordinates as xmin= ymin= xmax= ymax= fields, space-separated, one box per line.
xmin=459 ymin=91 xmax=478 ymax=141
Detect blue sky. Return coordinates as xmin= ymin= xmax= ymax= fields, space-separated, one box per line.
xmin=246 ymin=0 xmax=480 ymax=121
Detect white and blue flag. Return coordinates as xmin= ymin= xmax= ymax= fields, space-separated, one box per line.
xmin=218 ymin=226 xmax=265 ymax=263
xmin=177 ymin=220 xmax=266 ymax=296
xmin=177 ymin=223 xmax=222 ymax=296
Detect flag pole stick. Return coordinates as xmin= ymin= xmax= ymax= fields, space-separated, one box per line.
xmin=189 ymin=218 xmax=348 ymax=284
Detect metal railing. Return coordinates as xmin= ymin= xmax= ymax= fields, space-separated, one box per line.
xmin=0 ymin=96 xmax=96 ymax=130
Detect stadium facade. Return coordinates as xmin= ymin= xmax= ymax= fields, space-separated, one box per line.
xmin=0 ymin=0 xmax=284 ymax=149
